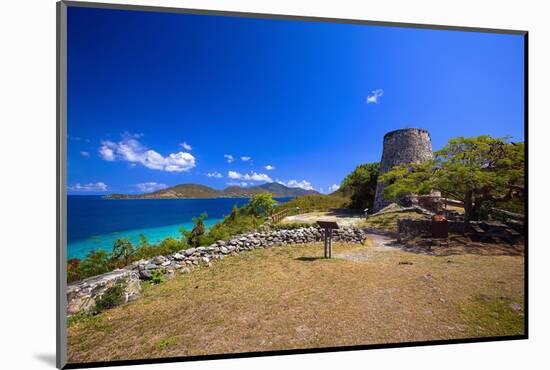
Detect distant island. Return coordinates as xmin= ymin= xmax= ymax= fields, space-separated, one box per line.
xmin=106 ymin=182 xmax=320 ymax=199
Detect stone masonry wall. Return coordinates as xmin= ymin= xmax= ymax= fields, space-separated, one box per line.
xmin=67 ymin=226 xmax=366 ymax=315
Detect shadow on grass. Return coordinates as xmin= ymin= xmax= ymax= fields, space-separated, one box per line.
xmin=399 ymin=237 xmax=525 ymax=257
xmin=294 ymin=256 xmax=328 ymax=262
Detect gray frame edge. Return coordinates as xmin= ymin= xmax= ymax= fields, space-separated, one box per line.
xmin=62 ymin=0 xmax=527 ymax=35
xmin=57 ymin=1 xmax=68 ymax=369
xmin=55 ymin=2 xmax=528 ymax=369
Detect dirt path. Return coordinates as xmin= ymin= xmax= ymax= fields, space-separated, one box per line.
xmin=336 ymin=232 xmax=400 ymax=262
xmin=282 ymin=210 xmax=364 ymax=227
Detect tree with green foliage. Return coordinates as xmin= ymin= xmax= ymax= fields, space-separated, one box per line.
xmin=340 ymin=162 xmax=380 ymax=210
xmin=78 ymin=249 xmax=112 ymax=279
xmin=111 ymin=238 xmax=135 ymax=268
xmin=380 ymin=136 xmax=524 ymax=222
xmin=245 ymin=193 xmax=276 ymax=218
xmin=138 ymin=234 xmax=149 ymax=248
xmin=184 ymin=212 xmax=208 ymax=248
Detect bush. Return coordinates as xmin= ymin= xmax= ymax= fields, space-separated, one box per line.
xmin=339 ymin=162 xmax=379 ymax=210
xmin=150 ymin=270 xmax=165 ymax=285
xmin=244 ymin=193 xmax=276 ymax=218
xmin=111 ymin=238 xmax=135 ymax=268
xmin=93 ymin=283 xmax=126 ymax=314
xmin=67 ymin=258 xmax=82 ymax=283
xmin=203 ymin=212 xmax=263 ymax=245
xmin=159 ymin=237 xmax=184 ymax=254
xmin=181 ymin=213 xmax=207 ymax=248
xmin=78 ymin=250 xmax=112 ymax=280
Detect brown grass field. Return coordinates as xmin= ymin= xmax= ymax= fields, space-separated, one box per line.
xmin=67 ymin=239 xmax=524 ymax=364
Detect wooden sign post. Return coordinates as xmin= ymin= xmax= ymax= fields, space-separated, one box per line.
xmin=317 ymin=221 xmax=339 ymax=259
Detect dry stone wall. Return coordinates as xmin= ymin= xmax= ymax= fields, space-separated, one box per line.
xmin=67 ymin=269 xmax=141 ymax=315
xmin=67 ymin=226 xmax=366 ymax=315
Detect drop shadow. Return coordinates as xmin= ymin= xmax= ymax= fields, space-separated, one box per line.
xmin=33 ymin=353 xmax=56 ymax=367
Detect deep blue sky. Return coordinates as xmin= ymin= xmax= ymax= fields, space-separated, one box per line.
xmin=67 ymin=6 xmax=525 ymax=195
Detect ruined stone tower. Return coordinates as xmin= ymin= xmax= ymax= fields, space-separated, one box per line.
xmin=373 ymin=128 xmax=433 ymax=212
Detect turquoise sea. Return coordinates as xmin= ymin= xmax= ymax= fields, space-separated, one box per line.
xmin=67 ymin=195 xmax=292 ymax=259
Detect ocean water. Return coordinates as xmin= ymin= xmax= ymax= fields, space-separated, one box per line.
xmin=67 ymin=195 xmax=292 ymax=259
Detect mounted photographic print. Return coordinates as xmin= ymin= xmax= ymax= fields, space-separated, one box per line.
xmin=57 ymin=1 xmax=528 ymax=368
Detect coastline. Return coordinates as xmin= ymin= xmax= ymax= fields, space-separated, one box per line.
xmin=67 ymin=218 xmax=223 ymax=260
xmin=101 ymin=195 xmax=296 ymax=200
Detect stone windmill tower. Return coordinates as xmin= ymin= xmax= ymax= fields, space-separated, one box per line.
xmin=373 ymin=128 xmax=433 ymax=212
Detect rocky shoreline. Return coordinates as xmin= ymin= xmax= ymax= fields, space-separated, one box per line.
xmin=67 ymin=226 xmax=366 ymax=315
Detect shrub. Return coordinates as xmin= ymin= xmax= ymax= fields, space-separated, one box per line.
xmin=67 ymin=258 xmax=82 ymax=283
xmin=339 ymin=162 xmax=379 ymax=210
xmin=244 ymin=193 xmax=276 ymax=218
xmin=111 ymin=238 xmax=135 ymax=268
xmin=158 ymin=237 xmax=183 ymax=254
xmin=203 ymin=212 xmax=263 ymax=245
xmin=151 ymin=270 xmax=165 ymax=285
xmin=78 ymin=250 xmax=112 ymax=280
xmin=93 ymin=282 xmax=126 ymax=314
xmin=181 ymin=213 xmax=207 ymax=248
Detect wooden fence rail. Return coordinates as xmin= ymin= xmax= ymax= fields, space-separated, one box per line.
xmin=270 ymin=206 xmax=323 ymax=224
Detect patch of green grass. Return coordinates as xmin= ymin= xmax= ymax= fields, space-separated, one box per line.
xmin=459 ymin=295 xmax=524 ymax=337
xmin=140 ymin=280 xmax=153 ymax=291
xmin=154 ymin=336 xmax=178 ymax=350
xmin=67 ymin=312 xmax=94 ymax=327
xmin=67 ymin=312 xmax=108 ymax=332
xmin=151 ymin=270 xmax=165 ymax=285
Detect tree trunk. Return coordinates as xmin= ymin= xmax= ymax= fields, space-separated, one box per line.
xmin=464 ymin=190 xmax=474 ymax=224
xmin=472 ymin=200 xmax=483 ymax=221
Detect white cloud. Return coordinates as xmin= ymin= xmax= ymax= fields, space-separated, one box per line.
xmin=99 ymin=144 xmax=116 ymax=161
xmin=224 ymin=154 xmax=235 ymax=163
xmin=135 ymin=182 xmax=168 ymax=193
xmin=329 ymin=184 xmax=340 ymax=192
xmin=180 ymin=142 xmax=192 ymax=151
xmin=366 ymin=89 xmax=384 ymax=104
xmin=207 ymin=171 xmax=223 ymax=178
xmin=228 ymin=171 xmax=241 ymax=179
xmin=227 ymin=182 xmax=249 ymax=187
xmin=277 ymin=179 xmax=315 ymax=191
xmin=241 ymin=156 xmax=251 ymax=162
xmin=69 ymin=182 xmax=108 ymax=192
xmin=80 ymin=151 xmax=90 ymax=157
xmin=228 ymin=171 xmax=272 ymax=182
xmin=99 ymin=136 xmax=196 ymax=172
xmin=264 ymin=165 xmax=275 ymax=170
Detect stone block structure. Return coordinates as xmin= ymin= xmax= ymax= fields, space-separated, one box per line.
xmin=373 ymin=128 xmax=434 ymax=212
